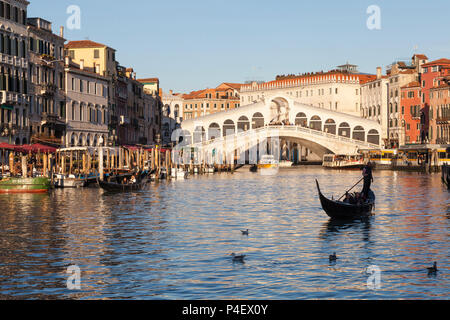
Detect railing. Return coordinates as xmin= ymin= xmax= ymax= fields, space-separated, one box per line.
xmin=188 ymin=125 xmax=380 ymax=150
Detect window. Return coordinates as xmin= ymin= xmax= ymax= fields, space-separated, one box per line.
xmin=80 ymin=80 xmax=83 ymax=92
xmin=69 ymin=50 xmax=75 ymax=59
xmin=94 ymin=49 xmax=100 ymax=59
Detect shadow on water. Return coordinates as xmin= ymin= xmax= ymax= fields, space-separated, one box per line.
xmin=320 ymin=217 xmax=373 ymax=240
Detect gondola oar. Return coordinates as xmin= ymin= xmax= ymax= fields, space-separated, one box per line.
xmin=338 ymin=177 xmax=364 ymax=201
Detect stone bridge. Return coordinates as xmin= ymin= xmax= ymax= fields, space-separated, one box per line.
xmin=178 ymin=94 xmax=383 ymax=161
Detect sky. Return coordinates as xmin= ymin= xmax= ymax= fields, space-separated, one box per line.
xmin=30 ymin=0 xmax=450 ymax=93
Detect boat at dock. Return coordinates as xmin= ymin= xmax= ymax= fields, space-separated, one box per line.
xmin=53 ymin=174 xmax=86 ymax=188
xmin=279 ymin=160 xmax=293 ymax=168
xmin=0 ymin=177 xmax=51 ymax=194
xmin=315 ymin=180 xmax=375 ymax=219
xmin=322 ymin=154 xmax=365 ymax=169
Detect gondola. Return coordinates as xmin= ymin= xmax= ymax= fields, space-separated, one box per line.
xmin=315 ymin=180 xmax=375 ymax=219
xmin=249 ymin=164 xmax=258 ymax=173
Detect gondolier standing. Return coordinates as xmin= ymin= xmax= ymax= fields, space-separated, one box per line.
xmin=362 ymin=162 xmax=374 ymax=198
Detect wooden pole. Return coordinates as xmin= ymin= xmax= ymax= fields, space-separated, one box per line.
xmin=21 ymin=155 xmax=27 ymax=178
xmin=99 ymin=147 xmax=104 ymax=181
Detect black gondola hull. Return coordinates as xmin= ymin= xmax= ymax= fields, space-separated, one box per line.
xmin=316 ymin=180 xmax=374 ymax=219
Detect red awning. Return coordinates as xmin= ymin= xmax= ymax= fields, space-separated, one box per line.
xmin=0 ymin=143 xmax=21 ymax=151
xmin=21 ymin=144 xmax=57 ymax=154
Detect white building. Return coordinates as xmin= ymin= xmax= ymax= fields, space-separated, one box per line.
xmin=64 ymin=57 xmax=109 ymax=147
xmin=361 ymin=67 xmax=389 ymax=143
xmin=240 ymin=64 xmax=376 ymax=118
xmin=0 ymin=0 xmax=30 ymax=145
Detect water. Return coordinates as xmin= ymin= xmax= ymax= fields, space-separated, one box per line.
xmin=0 ymin=167 xmax=449 ymax=300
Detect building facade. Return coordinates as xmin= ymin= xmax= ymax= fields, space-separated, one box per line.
xmin=400 ymin=81 xmax=422 ymax=144
xmin=64 ymin=57 xmax=109 ymax=147
xmin=429 ymin=77 xmax=450 ymax=144
xmin=0 ymin=0 xmax=30 ymax=145
xmin=27 ymin=17 xmax=66 ymax=146
xmin=182 ymin=83 xmax=242 ymax=120
xmin=360 ymin=67 xmax=389 ymax=143
xmin=420 ymin=58 xmax=450 ymax=143
xmin=240 ymin=64 xmax=376 ymax=118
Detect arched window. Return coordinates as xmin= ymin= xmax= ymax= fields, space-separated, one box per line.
xmin=295 ymin=112 xmax=307 ymax=127
xmin=252 ymin=113 xmax=265 ymax=129
xmin=324 ymin=119 xmax=336 ymax=134
xmin=223 ymin=120 xmax=235 ymax=137
xmin=309 ymin=116 xmax=322 ymax=131
xmin=367 ymin=129 xmax=380 ymax=145
xmin=208 ymin=123 xmax=221 ymax=140
xmin=338 ymin=122 xmax=351 ymax=137
xmin=352 ymin=126 xmax=365 ymax=142
xmin=238 ymin=116 xmax=250 ymax=132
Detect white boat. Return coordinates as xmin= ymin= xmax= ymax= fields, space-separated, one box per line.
xmin=279 ymin=160 xmax=293 ymax=168
xmin=206 ymin=166 xmax=215 ymax=174
xmin=258 ymin=155 xmax=279 ymax=175
xmin=175 ymin=168 xmax=189 ymax=180
xmin=322 ymin=154 xmax=365 ymax=169
xmin=54 ymin=174 xmax=86 ymax=188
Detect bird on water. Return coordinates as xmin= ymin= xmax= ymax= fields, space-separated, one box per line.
xmin=427 ymin=262 xmax=438 ymax=275
xmin=329 ymin=253 xmax=338 ymax=262
xmin=241 ymin=229 xmax=249 ymax=236
xmin=231 ymin=253 xmax=246 ymax=262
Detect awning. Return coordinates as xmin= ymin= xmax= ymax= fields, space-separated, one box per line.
xmin=0 ymin=105 xmax=14 ymax=111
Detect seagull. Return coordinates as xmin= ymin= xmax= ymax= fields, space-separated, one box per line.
xmin=329 ymin=253 xmax=338 ymax=262
xmin=241 ymin=229 xmax=249 ymax=236
xmin=427 ymin=262 xmax=438 ymax=275
xmin=231 ymin=253 xmax=246 ymax=262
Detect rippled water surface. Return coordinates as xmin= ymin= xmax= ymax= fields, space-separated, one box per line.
xmin=0 ymin=167 xmax=449 ymax=299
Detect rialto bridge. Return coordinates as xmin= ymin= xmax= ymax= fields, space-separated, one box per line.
xmin=177 ymin=94 xmax=383 ymax=163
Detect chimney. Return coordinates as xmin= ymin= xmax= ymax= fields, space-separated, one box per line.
xmin=376 ymin=67 xmax=382 ymax=79
xmin=80 ymin=59 xmax=84 ymax=70
xmin=95 ymin=64 xmax=100 ymax=74
xmin=65 ymin=56 xmax=70 ymax=66
xmin=60 ymin=26 xmax=64 ymax=38
xmin=169 ymin=90 xmax=173 ymax=95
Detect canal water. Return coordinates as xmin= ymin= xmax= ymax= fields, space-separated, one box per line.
xmin=0 ymin=167 xmax=448 ymax=299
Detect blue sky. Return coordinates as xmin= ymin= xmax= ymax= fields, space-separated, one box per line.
xmin=30 ymin=0 xmax=450 ymax=93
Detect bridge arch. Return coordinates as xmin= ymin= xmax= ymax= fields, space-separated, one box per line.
xmin=310 ymin=116 xmax=322 ymax=131
xmin=295 ymin=112 xmax=307 ymax=127
xmin=338 ymin=122 xmax=351 ymax=137
xmin=238 ymin=116 xmax=250 ymax=132
xmin=367 ymin=129 xmax=380 ymax=145
xmin=352 ymin=126 xmax=365 ymax=142
xmin=208 ymin=123 xmax=221 ymax=140
xmin=252 ymin=112 xmax=265 ymax=129
xmin=194 ymin=126 xmax=206 ymax=143
xmin=324 ymin=119 xmax=336 ymax=134
xmin=223 ymin=119 xmax=236 ymax=136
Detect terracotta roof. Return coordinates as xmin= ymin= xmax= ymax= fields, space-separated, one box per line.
xmin=222 ymin=83 xmax=243 ymax=90
xmin=401 ymin=81 xmax=421 ymax=89
xmin=399 ymin=69 xmax=417 ymax=74
xmin=138 ymin=78 xmax=159 ymax=83
xmin=413 ymin=54 xmax=428 ymax=60
xmin=65 ymin=40 xmax=111 ymax=49
xmin=421 ymin=58 xmax=450 ymax=67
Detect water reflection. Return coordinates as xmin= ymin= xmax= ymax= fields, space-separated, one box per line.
xmin=0 ymin=168 xmax=448 ymax=299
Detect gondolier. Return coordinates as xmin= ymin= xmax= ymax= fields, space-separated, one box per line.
xmin=361 ymin=162 xmax=374 ymax=198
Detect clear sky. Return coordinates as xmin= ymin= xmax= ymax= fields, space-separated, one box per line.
xmin=30 ymin=0 xmax=450 ymax=93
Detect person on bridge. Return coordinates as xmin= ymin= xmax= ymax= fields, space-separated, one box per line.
xmin=361 ymin=162 xmax=374 ymax=199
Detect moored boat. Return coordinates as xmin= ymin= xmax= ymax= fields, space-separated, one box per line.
xmin=315 ymin=180 xmax=375 ymax=219
xmin=0 ymin=177 xmax=51 ymax=194
xmin=54 ymin=174 xmax=86 ymax=188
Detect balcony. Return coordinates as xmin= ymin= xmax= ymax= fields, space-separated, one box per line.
xmin=437 ymin=116 xmax=450 ymax=123
xmin=38 ymin=83 xmax=57 ymax=97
